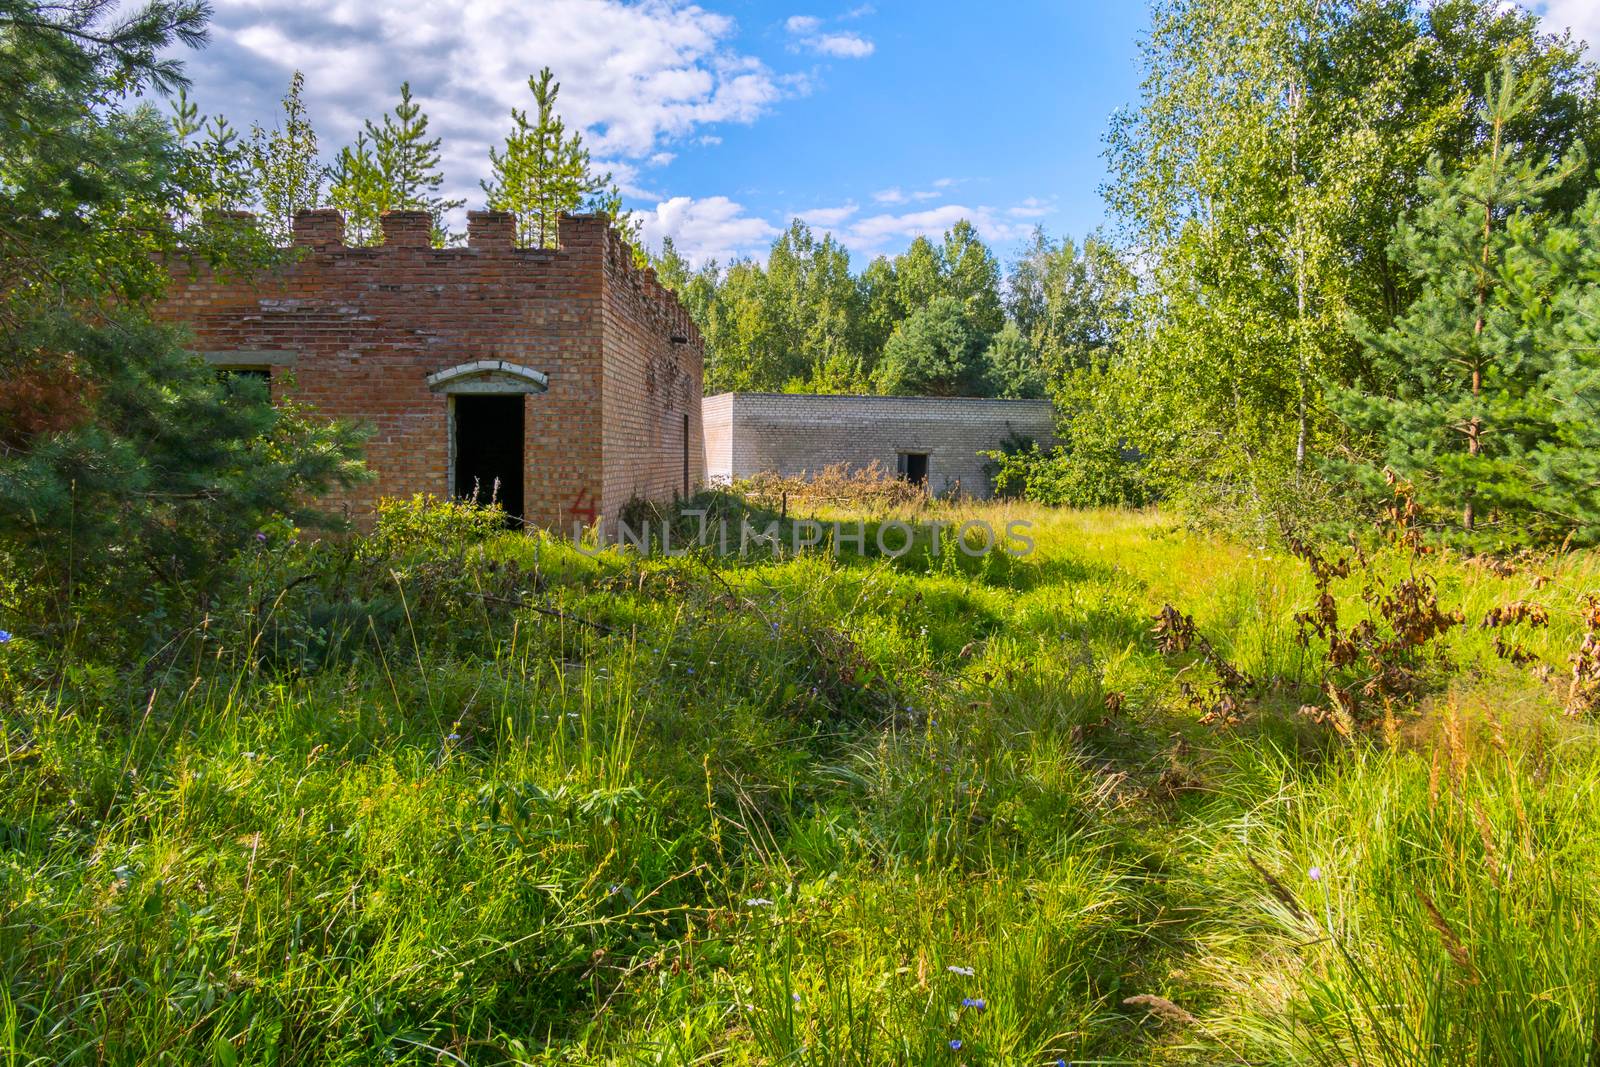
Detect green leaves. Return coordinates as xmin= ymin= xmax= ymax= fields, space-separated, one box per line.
xmin=327 ymin=131 xmax=389 ymax=246
xmin=875 ymin=295 xmax=988 ymax=397
xmin=326 ymin=83 xmax=465 ymax=248
xmin=1103 ymin=0 xmax=1600 ymax=534
xmin=0 ymin=1 xmax=367 ymax=633
xmin=482 ymin=67 xmax=618 ymax=249
xmin=1329 ymin=61 xmax=1597 ymax=547
xmin=247 ymin=71 xmax=323 ymax=245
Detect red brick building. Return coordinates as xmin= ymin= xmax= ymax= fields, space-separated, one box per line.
xmin=159 ymin=208 xmax=704 ymax=530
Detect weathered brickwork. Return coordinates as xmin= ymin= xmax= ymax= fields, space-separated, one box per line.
xmin=701 ymin=393 xmax=1057 ymax=498
xmin=598 ymin=228 xmax=705 ymax=513
xmin=157 ymin=209 xmax=704 ymax=531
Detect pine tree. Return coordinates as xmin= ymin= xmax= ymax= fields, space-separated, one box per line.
xmin=483 ymin=68 xmax=592 ymax=248
xmin=983 ymin=321 xmax=1043 ymax=399
xmin=170 ymin=88 xmax=252 ymax=227
xmin=874 ymin=296 xmax=988 ymax=397
xmin=1530 ymin=189 xmax=1600 ymax=540
xmin=1 ymin=0 xmax=366 ymax=630
xmin=367 ymin=82 xmax=463 ymax=246
xmin=1328 ymin=63 xmax=1586 ymax=546
xmin=327 ymin=131 xmax=389 ymax=246
xmin=248 ymin=71 xmax=324 ymax=244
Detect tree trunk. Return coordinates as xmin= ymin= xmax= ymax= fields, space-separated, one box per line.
xmin=1465 ymin=107 xmax=1504 ymax=535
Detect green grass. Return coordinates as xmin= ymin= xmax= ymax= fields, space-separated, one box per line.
xmin=2 ymin=500 xmax=1599 ymax=1064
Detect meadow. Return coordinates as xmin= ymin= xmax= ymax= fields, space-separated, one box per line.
xmin=2 ymin=495 xmax=1598 ymax=1065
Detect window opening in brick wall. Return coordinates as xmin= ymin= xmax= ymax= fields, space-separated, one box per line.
xmin=215 ymin=367 xmax=271 ymax=405
xmin=897 ymin=452 xmax=929 ymax=487
xmin=453 ymin=394 xmax=525 ymax=523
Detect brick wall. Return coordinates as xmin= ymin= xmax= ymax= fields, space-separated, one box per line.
xmin=702 ymin=393 xmax=734 ymax=484
xmin=157 ymin=210 xmax=703 ymax=531
xmin=701 ymin=392 xmax=1057 ymax=498
xmin=597 ymin=227 xmax=705 ymax=522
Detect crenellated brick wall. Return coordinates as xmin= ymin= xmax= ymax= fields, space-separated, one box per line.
xmin=157 ymin=209 xmax=704 ymax=531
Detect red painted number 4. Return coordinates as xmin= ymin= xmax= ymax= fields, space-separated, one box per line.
xmin=568 ymin=489 xmax=598 ymax=525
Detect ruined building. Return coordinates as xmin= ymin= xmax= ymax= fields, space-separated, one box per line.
xmin=160 ymin=209 xmax=704 ymax=530
xmin=703 ymin=393 xmax=1056 ymax=498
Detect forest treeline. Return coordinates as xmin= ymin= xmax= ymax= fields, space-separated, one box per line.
xmin=662 ymin=1 xmax=1600 ymax=549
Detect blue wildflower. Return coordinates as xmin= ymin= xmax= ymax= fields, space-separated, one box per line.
xmin=961 ymin=997 xmax=986 ymax=1011
xmin=255 ymin=531 xmax=268 ymax=543
xmin=792 ymin=992 xmax=801 ymax=1003
xmin=447 ymin=733 xmax=461 ymax=742
xmin=949 ymin=1039 xmax=962 ymax=1051
xmin=0 ymin=631 xmax=11 ymax=644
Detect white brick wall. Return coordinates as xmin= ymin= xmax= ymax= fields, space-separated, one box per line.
xmin=701 ymin=392 xmax=1057 ymax=498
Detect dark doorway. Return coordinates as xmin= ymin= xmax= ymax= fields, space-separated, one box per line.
xmin=897 ymin=452 xmax=929 ymax=487
xmin=454 ymin=394 xmax=525 ymax=522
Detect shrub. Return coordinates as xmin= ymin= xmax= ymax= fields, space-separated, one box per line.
xmin=984 ymin=437 xmax=1149 ymax=508
xmin=360 ymin=493 xmax=509 ymax=560
xmin=734 ymin=461 xmax=929 ymax=510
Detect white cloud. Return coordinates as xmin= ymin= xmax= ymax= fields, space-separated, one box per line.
xmin=836 ymin=204 xmax=1034 ymax=254
xmin=183 ymin=0 xmax=804 ymax=232
xmin=804 ymin=32 xmax=875 ymax=58
xmin=641 ymin=192 xmax=1054 ymax=265
xmin=637 ymin=195 xmax=780 ymax=265
xmin=1007 ymin=197 xmax=1055 ymax=219
xmin=797 ymin=202 xmax=859 ymax=227
xmin=784 ymin=13 xmax=874 ymax=59
xmin=1538 ymin=1 xmax=1600 ymax=50
xmin=871 ymin=186 xmax=941 ymax=205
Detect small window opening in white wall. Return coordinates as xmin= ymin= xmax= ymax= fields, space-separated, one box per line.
xmin=897 ymin=452 xmax=929 ymax=487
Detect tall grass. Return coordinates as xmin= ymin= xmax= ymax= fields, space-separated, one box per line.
xmin=1 ymin=498 xmax=1597 ymax=1063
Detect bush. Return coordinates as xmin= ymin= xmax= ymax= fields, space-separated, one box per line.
xmin=734 ymin=461 xmax=929 ymax=510
xmin=984 ymin=437 xmax=1149 ymax=508
xmin=361 ymin=493 xmax=510 ymax=561
xmin=0 ymin=314 xmax=368 ymax=649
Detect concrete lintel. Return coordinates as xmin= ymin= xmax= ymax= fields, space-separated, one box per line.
xmin=427 ymin=360 xmax=549 ymax=394
xmin=198 ymin=349 xmax=298 ymax=367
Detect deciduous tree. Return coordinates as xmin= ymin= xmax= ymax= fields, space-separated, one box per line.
xmin=248 ymin=70 xmax=324 ymax=244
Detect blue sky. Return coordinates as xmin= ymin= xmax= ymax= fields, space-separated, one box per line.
xmin=171 ymin=1 xmax=1595 ymax=269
